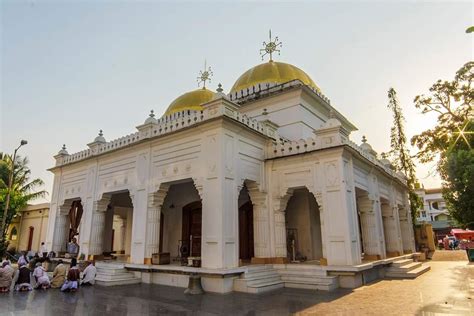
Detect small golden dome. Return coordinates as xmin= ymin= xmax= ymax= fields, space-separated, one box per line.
xmin=164 ymin=88 xmax=216 ymax=116
xmin=230 ymin=61 xmax=320 ymax=94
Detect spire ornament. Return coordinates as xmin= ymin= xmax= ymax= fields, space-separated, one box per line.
xmin=260 ymin=30 xmax=282 ymax=62
xmin=197 ymin=60 xmax=213 ymax=89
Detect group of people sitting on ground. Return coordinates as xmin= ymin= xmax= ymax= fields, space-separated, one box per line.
xmin=0 ymin=257 xmax=96 ymax=293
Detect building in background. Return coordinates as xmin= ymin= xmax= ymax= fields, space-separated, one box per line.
xmin=6 ymin=203 xmax=50 ymax=254
xmin=415 ymin=186 xmax=457 ymax=240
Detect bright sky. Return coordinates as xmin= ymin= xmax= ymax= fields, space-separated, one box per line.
xmin=1 ymin=1 xmax=473 ymax=203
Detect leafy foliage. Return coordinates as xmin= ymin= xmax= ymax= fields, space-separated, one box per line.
xmin=441 ymin=149 xmax=474 ymax=229
xmin=411 ymin=61 xmax=473 ymax=163
xmin=386 ymin=88 xmax=423 ymax=221
xmin=0 ymin=153 xmax=46 ymax=256
xmin=412 ymin=62 xmax=473 ymax=228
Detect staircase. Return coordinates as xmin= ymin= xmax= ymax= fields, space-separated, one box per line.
xmin=95 ymin=261 xmax=141 ymax=286
xmin=385 ymin=258 xmax=430 ymax=279
xmin=274 ymin=264 xmax=339 ymax=291
xmin=233 ymin=265 xmax=284 ymax=293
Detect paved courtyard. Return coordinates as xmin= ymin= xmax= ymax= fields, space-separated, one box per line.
xmin=0 ymin=261 xmax=473 ymax=315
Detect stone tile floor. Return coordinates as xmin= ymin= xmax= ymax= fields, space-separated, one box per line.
xmin=0 ymin=261 xmax=472 ymax=315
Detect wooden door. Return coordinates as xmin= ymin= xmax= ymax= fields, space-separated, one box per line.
xmin=159 ymin=212 xmax=164 ymax=253
xmin=239 ymin=201 xmax=254 ymax=260
xmin=27 ymin=226 xmax=34 ymax=251
xmin=182 ymin=201 xmax=202 ymax=257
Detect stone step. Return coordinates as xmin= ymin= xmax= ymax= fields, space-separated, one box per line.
xmin=95 ymin=273 xmax=137 ymax=281
xmin=385 ymin=265 xmax=431 ymax=279
xmin=280 ymin=275 xmax=337 ymax=285
xmin=96 ymin=268 xmax=130 ymax=276
xmin=284 ymin=281 xmax=338 ymax=291
xmin=391 ymin=259 xmax=412 ymax=267
xmin=387 ymin=262 xmax=421 ymax=273
xmin=275 ymin=269 xmax=328 ymax=277
xmin=247 ymin=280 xmax=284 ymax=294
xmin=95 ymin=277 xmax=141 ymax=287
xmin=245 ymin=265 xmax=269 ymax=272
xmin=244 ymin=270 xmax=279 ymax=279
xmin=95 ymin=262 xmax=125 ymax=269
xmin=246 ymin=276 xmax=281 ymax=287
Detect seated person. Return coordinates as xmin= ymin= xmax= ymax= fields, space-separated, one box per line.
xmin=50 ymin=259 xmax=66 ymax=288
xmin=61 ymin=258 xmax=80 ymax=292
xmin=66 ymin=238 xmax=80 ymax=258
xmin=14 ymin=262 xmax=33 ymax=291
xmin=0 ymin=261 xmax=14 ymax=293
xmin=80 ymin=261 xmax=97 ymax=286
xmin=33 ymin=262 xmax=50 ymax=289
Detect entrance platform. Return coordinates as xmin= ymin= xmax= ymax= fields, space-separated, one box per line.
xmin=94 ymin=253 xmax=430 ymax=293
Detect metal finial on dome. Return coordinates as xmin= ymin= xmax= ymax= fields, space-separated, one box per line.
xmin=149 ymin=110 xmax=155 ymax=118
xmin=99 ymin=129 xmax=103 ymax=137
xmin=197 ymin=60 xmax=213 ymax=89
xmin=216 ymin=83 xmax=223 ymax=93
xmin=260 ymin=29 xmax=282 ymax=62
xmin=362 ymin=135 xmax=367 ymax=143
xmin=62 ymin=144 xmax=66 ymax=150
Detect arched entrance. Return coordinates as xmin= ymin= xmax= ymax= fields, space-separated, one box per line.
xmin=159 ymin=179 xmax=202 ymax=264
xmin=238 ymin=185 xmax=254 ymax=262
xmin=284 ymin=188 xmax=323 ymax=263
xmin=182 ymin=201 xmax=202 ymax=257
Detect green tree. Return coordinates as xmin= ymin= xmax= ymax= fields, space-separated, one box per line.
xmin=386 ymin=88 xmax=423 ymax=223
xmin=411 ymin=62 xmax=473 ymax=227
xmin=441 ymin=148 xmax=474 ymax=228
xmin=0 ymin=153 xmax=46 ymax=256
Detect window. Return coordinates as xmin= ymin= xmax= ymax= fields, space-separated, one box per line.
xmin=9 ymin=227 xmax=18 ymax=241
xmin=421 ymin=211 xmax=427 ymax=217
xmin=432 ymin=202 xmax=439 ymax=210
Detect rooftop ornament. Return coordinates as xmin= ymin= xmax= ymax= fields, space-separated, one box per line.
xmin=260 ymin=29 xmax=282 ymax=62
xmin=197 ymin=60 xmax=213 ymax=89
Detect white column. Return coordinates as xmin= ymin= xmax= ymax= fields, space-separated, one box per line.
xmin=144 ymin=185 xmax=168 ymax=263
xmin=357 ymin=195 xmax=385 ymax=259
xmin=247 ymin=184 xmax=270 ymax=258
xmin=399 ymin=205 xmax=413 ymax=253
xmin=381 ymin=202 xmax=401 ymax=255
xmin=89 ymin=198 xmax=109 ymax=256
xmin=52 ymin=213 xmax=69 ymax=253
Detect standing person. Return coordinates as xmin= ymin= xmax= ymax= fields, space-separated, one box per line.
xmin=50 ymin=260 xmax=66 ymax=288
xmin=33 ymin=262 xmax=50 ymax=289
xmin=61 ymin=258 xmax=80 ymax=292
xmin=67 ymin=238 xmax=80 ymax=258
xmin=39 ymin=242 xmax=48 ymax=258
xmin=0 ymin=261 xmax=15 ymax=293
xmin=14 ymin=262 xmax=33 ymax=291
xmin=81 ymin=261 xmax=97 ymax=286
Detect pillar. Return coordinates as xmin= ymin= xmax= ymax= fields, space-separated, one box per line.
xmin=89 ymin=197 xmax=110 ymax=257
xmin=357 ymin=195 xmax=385 ymax=260
xmin=52 ymin=208 xmax=69 ymax=253
xmin=399 ymin=205 xmax=414 ymax=253
xmin=381 ymin=202 xmax=403 ymax=256
xmin=144 ymin=184 xmax=169 ymax=264
xmin=247 ymin=184 xmax=270 ymax=260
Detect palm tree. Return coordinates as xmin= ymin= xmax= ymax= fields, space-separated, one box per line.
xmin=0 ymin=153 xmax=46 ymax=256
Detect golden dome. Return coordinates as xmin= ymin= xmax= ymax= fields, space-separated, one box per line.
xmin=230 ymin=61 xmax=320 ymax=94
xmin=164 ymin=88 xmax=216 ymax=116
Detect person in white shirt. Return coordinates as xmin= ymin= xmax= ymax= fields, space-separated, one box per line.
xmin=80 ymin=261 xmax=97 ymax=286
xmin=33 ymin=262 xmax=50 ymax=289
xmin=39 ymin=242 xmax=48 ymax=258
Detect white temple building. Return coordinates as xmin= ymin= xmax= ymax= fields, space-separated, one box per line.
xmin=45 ymin=33 xmax=427 ymax=293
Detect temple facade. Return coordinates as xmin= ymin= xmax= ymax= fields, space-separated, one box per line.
xmin=45 ymin=35 xmax=417 ymax=292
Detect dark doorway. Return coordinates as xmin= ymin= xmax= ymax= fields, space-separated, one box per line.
xmin=27 ymin=226 xmax=34 ymax=251
xmin=159 ymin=212 xmax=164 ymax=253
xmin=182 ymin=201 xmax=202 ymax=257
xmin=239 ymin=201 xmax=254 ymax=260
